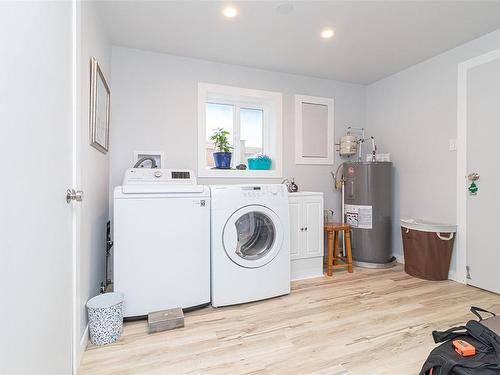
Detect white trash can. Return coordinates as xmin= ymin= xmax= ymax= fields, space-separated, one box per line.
xmin=86 ymin=292 xmax=124 ymax=346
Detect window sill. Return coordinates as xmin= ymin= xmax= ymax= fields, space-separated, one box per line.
xmin=198 ymin=168 xmax=282 ymax=179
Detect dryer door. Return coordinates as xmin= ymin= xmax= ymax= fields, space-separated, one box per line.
xmin=223 ymin=205 xmax=284 ymax=268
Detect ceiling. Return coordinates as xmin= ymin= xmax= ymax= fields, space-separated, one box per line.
xmin=96 ymin=1 xmax=500 ymax=84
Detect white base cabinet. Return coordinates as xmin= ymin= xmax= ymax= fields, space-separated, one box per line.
xmin=288 ymin=192 xmax=324 ymax=280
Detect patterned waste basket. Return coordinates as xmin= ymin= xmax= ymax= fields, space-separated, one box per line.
xmin=86 ymin=292 xmax=124 ymax=345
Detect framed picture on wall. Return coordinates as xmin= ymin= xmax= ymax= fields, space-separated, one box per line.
xmin=89 ymin=57 xmax=110 ymax=153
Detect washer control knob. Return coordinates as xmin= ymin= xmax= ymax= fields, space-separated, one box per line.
xmin=270 ymin=185 xmax=280 ymax=195
xmin=154 ymin=171 xmax=163 ymax=178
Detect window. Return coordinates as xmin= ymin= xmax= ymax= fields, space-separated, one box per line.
xmin=205 ymin=103 xmax=234 ymax=168
xmin=198 ymin=83 xmax=282 ymax=178
xmin=239 ymin=108 xmax=264 ymax=159
xmin=204 ymin=105 xmax=264 ymax=168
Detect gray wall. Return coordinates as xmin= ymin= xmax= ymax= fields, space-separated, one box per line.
xmin=79 ymin=1 xmax=111 ymax=343
xmin=109 ymin=46 xmax=366 ymax=218
xmin=109 ymin=29 xmax=500 ymax=280
xmin=366 ymin=29 xmax=500 ymax=277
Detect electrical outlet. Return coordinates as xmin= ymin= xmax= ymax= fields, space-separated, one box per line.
xmin=449 ymin=138 xmax=457 ymax=151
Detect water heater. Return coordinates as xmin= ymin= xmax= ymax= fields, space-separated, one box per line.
xmin=343 ymin=161 xmax=394 ymax=267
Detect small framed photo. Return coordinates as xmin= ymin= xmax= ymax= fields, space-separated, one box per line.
xmin=89 ymin=57 xmax=110 ymax=153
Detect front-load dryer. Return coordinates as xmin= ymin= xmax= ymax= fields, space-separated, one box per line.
xmin=210 ymin=184 xmax=290 ymax=307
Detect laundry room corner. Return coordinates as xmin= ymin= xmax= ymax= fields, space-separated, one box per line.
xmin=365 ymin=27 xmax=500 ymax=280
xmin=76 ymin=0 xmax=113 ymax=367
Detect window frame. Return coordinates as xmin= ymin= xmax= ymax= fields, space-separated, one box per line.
xmin=198 ymin=82 xmax=283 ymax=178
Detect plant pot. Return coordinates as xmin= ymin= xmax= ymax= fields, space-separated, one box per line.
xmin=213 ymin=152 xmax=232 ymax=169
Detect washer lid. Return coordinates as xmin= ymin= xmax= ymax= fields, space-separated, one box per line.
xmin=223 ymin=205 xmax=284 ymax=268
xmin=121 ymin=168 xmax=202 ymax=194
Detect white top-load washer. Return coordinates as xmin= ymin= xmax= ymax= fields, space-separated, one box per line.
xmin=114 ymin=168 xmax=210 ymax=317
xmin=210 ymin=184 xmax=290 ymax=307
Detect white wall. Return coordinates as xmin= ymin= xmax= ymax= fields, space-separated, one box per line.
xmin=78 ymin=0 xmax=111 ymax=348
xmin=109 ymin=46 xmax=365 ymax=217
xmin=366 ymin=29 xmax=500 ymax=276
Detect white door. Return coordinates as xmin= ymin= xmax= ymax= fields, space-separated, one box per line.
xmin=0 ymin=2 xmax=77 ymax=373
xmin=303 ymin=200 xmax=323 ymax=257
xmin=465 ymin=56 xmax=500 ymax=294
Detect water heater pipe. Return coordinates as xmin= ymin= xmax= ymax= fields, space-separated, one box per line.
xmin=356 ymin=136 xmax=377 ymax=162
xmin=371 ymin=137 xmax=377 ymax=162
xmin=341 ymin=181 xmax=346 ymax=256
xmin=331 ymin=163 xmax=346 ymax=256
xmin=345 ymin=127 xmax=365 ymax=161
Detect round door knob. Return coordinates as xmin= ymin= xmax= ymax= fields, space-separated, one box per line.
xmin=66 ymin=189 xmax=84 ymax=203
xmin=467 ymin=172 xmax=480 ymax=181
xmin=154 ymin=171 xmax=163 ymax=178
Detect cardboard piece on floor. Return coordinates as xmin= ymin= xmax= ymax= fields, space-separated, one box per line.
xmin=148 ymin=307 xmax=184 ymax=333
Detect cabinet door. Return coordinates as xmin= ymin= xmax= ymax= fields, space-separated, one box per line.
xmin=304 ymin=199 xmax=324 ymax=257
xmin=289 ymin=200 xmax=302 ymax=259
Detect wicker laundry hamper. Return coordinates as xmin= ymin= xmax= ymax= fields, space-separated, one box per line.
xmin=401 ymin=219 xmax=456 ymax=281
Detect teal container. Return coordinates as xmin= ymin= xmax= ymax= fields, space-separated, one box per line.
xmin=247 ymin=156 xmax=271 ymax=170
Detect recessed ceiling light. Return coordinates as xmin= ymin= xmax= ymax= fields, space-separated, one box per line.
xmin=222 ymin=6 xmax=238 ymax=18
xmin=321 ymin=28 xmax=335 ymax=39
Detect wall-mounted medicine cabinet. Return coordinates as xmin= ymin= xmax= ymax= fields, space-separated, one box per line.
xmin=294 ymin=95 xmax=334 ymax=165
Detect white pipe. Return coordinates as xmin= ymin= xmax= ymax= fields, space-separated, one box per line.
xmin=346 ymin=126 xmax=365 ymax=162
xmin=341 ymin=180 xmax=345 ymax=256
xmin=371 ymin=137 xmax=376 ymax=162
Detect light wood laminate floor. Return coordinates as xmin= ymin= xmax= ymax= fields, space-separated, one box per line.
xmin=79 ymin=265 xmax=500 ymax=375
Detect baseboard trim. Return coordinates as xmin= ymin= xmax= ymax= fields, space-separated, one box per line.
xmin=291 ymin=257 xmax=323 ymax=281
xmin=75 ymin=325 xmax=89 ymax=371
xmin=392 ymin=254 xmax=462 ymax=284
xmin=80 ymin=324 xmax=89 ymax=349
xmin=394 ymin=254 xmax=405 ymax=264
xmin=447 ymin=270 xmax=460 ymax=283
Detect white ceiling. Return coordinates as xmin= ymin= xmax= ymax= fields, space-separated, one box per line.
xmin=96 ymin=1 xmax=500 ymax=84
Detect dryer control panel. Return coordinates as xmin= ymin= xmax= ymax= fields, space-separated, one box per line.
xmin=211 ymin=185 xmax=287 ymax=208
xmin=122 ymin=168 xmax=203 ymax=194
xmin=241 ymin=185 xmax=284 ymax=198
xmin=124 ymin=168 xmax=195 ymax=184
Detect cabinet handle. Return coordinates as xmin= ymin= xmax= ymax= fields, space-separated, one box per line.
xmin=305 ymin=227 xmax=308 ymax=231
xmin=300 ymin=227 xmax=304 ymax=231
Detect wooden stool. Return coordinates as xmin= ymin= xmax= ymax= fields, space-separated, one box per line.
xmin=324 ymin=223 xmax=353 ymax=276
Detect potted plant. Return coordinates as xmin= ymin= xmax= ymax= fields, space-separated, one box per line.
xmin=210 ymin=128 xmax=233 ymax=169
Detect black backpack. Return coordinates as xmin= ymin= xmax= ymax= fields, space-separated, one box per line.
xmin=420 ymin=307 xmax=500 ymax=375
